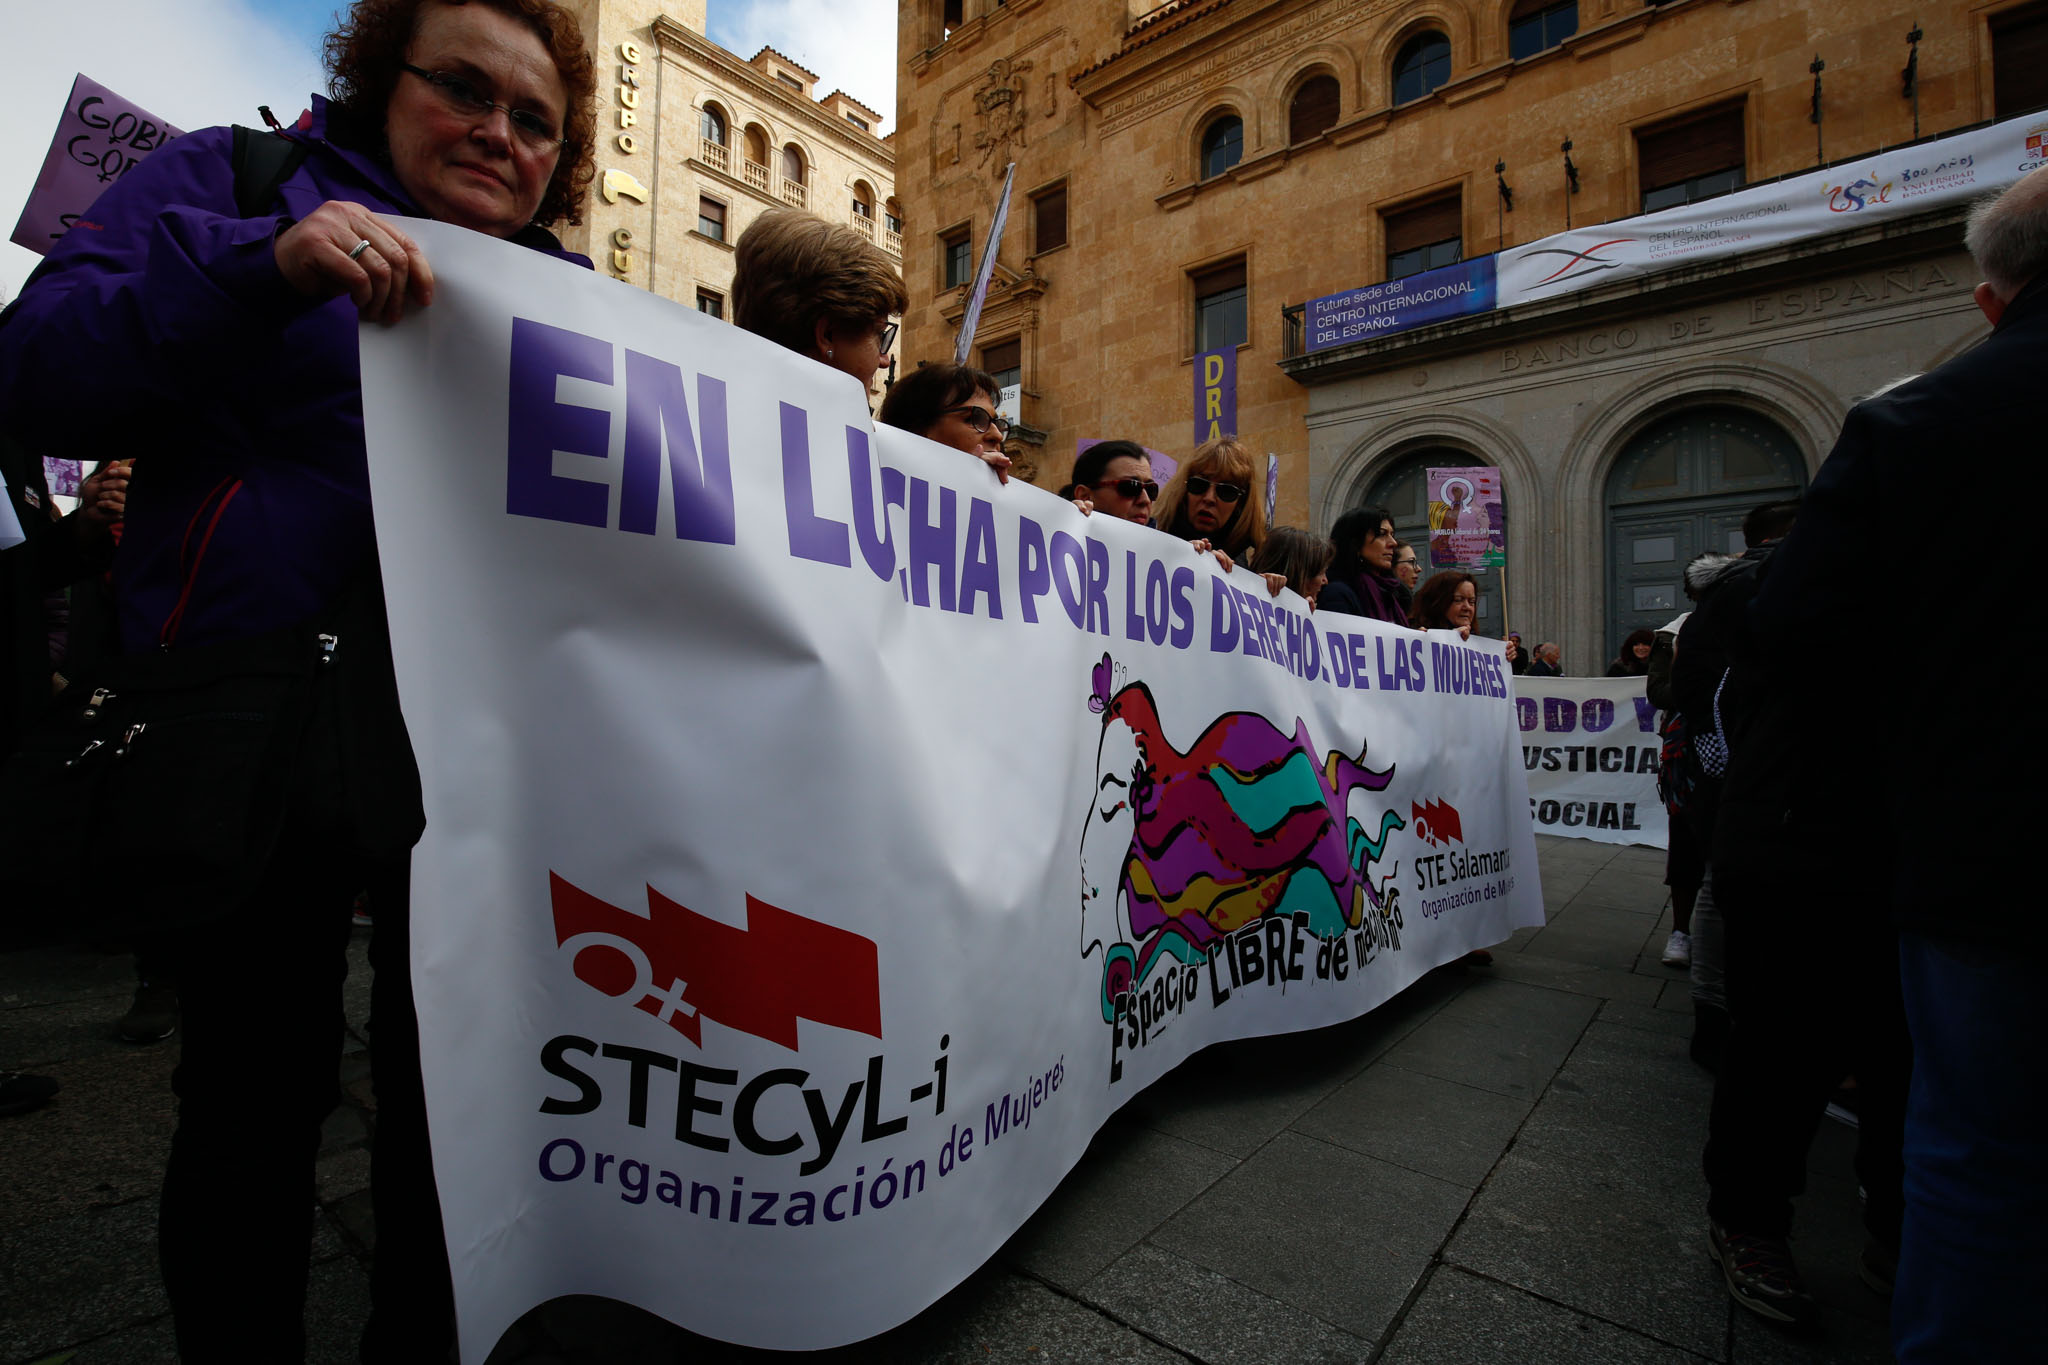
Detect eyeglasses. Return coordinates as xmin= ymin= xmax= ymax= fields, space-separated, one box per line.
xmin=875 ymin=320 xmax=898 ymax=353
xmin=944 ymin=404 xmax=1010 ymax=436
xmin=1093 ymin=477 xmax=1160 ymax=501
xmin=1185 ymin=475 xmax=1246 ymax=504
xmin=401 ymin=65 xmax=570 ymax=150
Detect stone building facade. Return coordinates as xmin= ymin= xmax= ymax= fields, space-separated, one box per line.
xmin=895 ymin=0 xmax=2047 ymax=668
xmin=553 ymin=0 xmax=899 ymax=326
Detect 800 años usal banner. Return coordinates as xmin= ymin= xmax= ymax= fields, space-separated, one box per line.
xmin=358 ymin=222 xmax=1546 ymax=1358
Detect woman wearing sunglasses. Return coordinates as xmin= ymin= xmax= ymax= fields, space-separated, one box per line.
xmin=1153 ymin=436 xmax=1268 ymax=563
xmin=733 ymin=208 xmax=905 ymax=396
xmin=1067 ymin=440 xmax=1158 ymax=523
xmin=877 ymin=362 xmax=1012 ymax=482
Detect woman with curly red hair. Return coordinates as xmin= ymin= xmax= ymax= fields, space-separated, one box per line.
xmin=0 ymin=1 xmax=597 ymax=1356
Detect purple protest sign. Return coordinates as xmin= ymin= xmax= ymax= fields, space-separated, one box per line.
xmin=1193 ymin=347 xmax=1236 ymax=448
xmin=11 ymin=74 xmax=182 ymax=256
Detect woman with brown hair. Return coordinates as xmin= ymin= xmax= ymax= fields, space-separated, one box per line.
xmin=877 ymin=361 xmax=1012 ymax=482
xmin=733 ymin=207 xmax=907 ymax=396
xmin=1153 ymin=435 xmax=1268 ymax=562
xmin=1252 ymin=526 xmax=1334 ymax=607
xmin=0 ymin=0 xmax=598 ymax=1354
xmin=1413 ymin=570 xmax=1519 ymax=664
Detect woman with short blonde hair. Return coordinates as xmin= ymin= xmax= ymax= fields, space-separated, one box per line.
xmin=732 ymin=208 xmax=908 ymax=392
xmin=1154 ymin=435 xmax=1268 ymax=560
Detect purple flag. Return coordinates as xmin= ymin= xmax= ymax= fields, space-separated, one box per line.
xmin=1193 ymin=346 xmax=1236 ymax=448
xmin=11 ymin=74 xmax=183 ymax=256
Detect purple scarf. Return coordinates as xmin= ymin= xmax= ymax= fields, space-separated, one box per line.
xmin=1346 ymin=569 xmax=1409 ymax=627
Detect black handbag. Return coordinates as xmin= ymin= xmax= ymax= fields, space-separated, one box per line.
xmin=0 ymin=622 xmax=333 ymax=930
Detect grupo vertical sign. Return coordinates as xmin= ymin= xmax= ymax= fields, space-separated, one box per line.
xmin=11 ymin=74 xmax=182 ymax=255
xmin=1194 ymin=345 xmax=1236 ymax=447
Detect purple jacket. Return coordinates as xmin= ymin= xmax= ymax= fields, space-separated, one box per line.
xmin=0 ymin=97 xmax=590 ymax=653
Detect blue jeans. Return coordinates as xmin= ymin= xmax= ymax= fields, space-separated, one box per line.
xmin=1894 ymin=932 xmax=2048 ymax=1363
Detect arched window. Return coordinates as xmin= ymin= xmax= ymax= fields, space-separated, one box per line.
xmin=851 ymin=180 xmax=875 ymax=222
xmin=743 ymin=124 xmax=769 ymax=166
xmin=1200 ymin=114 xmax=1243 ymax=179
xmin=885 ymin=197 xmax=903 ymax=235
xmin=1288 ymin=75 xmax=1341 ymax=144
xmin=1508 ymin=0 xmax=1577 ymax=60
xmin=699 ymin=105 xmax=727 ymax=147
xmin=780 ymin=144 xmax=806 ymax=185
xmin=1392 ymin=33 xmax=1451 ymax=105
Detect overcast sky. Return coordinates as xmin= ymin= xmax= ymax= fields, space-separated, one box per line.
xmin=1 ymin=0 xmax=896 ymax=298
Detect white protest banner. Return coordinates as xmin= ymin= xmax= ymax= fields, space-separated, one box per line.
xmin=359 ymin=221 xmax=1546 ymax=1358
xmin=1514 ymin=676 xmax=1664 ymax=849
xmin=1496 ymin=110 xmax=2042 ymax=310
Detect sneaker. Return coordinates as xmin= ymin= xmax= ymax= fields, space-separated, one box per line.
xmin=1661 ymin=930 xmax=1691 ymax=967
xmin=1825 ymin=1083 xmax=1861 ymax=1130
xmin=118 ymin=982 xmax=179 ymax=1044
xmin=1857 ymin=1237 xmax=1896 ymax=1296
xmin=1708 ymin=1223 xmax=1815 ymax=1325
xmin=351 ymin=891 xmax=373 ymax=929
xmin=0 ymin=1071 xmax=60 ymax=1117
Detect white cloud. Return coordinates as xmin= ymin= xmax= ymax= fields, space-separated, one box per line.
xmin=1 ymin=0 xmax=327 ymax=299
xmin=710 ymin=0 xmax=897 ymax=133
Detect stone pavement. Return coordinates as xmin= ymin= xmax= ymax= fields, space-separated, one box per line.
xmin=1 ymin=837 xmax=1894 ymax=1364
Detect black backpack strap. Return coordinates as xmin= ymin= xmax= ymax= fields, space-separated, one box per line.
xmin=229 ymin=124 xmax=311 ymax=219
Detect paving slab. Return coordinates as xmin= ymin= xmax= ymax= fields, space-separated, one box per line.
xmin=1085 ymin=1242 xmax=1371 ymax=1364
xmin=1522 ymin=906 xmax=1668 ymax=972
xmin=1447 ymin=1142 xmax=1726 ymax=1359
xmin=1149 ymin=1130 xmax=1469 ymax=1343
xmin=1378 ymin=984 xmax=1592 ymax=1102
xmin=1290 ymin=1060 xmax=1532 ymax=1188
xmin=1600 ymin=997 xmax=1699 ymax=1041
xmin=1483 ymin=951 xmax=1666 ymax=1005
xmin=1512 ymin=1020 xmax=1712 ymax=1158
xmin=1378 ymin=1265 xmax=1711 ymax=1365
xmin=0 ymin=1197 xmax=167 ymax=1363
xmin=0 ymin=1047 xmax=176 ymax=1226
xmin=1000 ymin=1116 xmax=1237 ymax=1291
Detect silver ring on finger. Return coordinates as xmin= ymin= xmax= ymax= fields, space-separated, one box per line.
xmin=348 ymin=238 xmax=374 ymax=262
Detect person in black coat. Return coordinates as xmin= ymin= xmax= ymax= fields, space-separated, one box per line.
xmin=1735 ymin=171 xmax=2045 ymax=1362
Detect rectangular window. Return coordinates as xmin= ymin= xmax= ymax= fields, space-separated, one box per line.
xmin=852 ymin=198 xmax=873 ymax=219
xmin=943 ymin=0 xmax=963 ymax=37
xmin=982 ymin=338 xmax=1021 ymax=390
xmin=1993 ymin=4 xmax=2048 ymax=119
xmin=886 ymin=211 xmax=904 ymax=235
xmin=846 ymin=112 xmax=870 ymax=130
xmin=1192 ymin=259 xmax=1248 ymax=352
xmin=1384 ymin=195 xmax=1461 ymax=280
xmin=697 ymin=196 xmax=726 ymax=242
xmin=1032 ymin=184 xmax=1068 ymax=254
xmin=777 ymin=72 xmax=802 ymax=90
xmin=696 ymin=290 xmax=724 ymax=319
xmin=943 ymin=229 xmax=973 ymax=288
xmin=1637 ymin=105 xmax=1745 ymax=213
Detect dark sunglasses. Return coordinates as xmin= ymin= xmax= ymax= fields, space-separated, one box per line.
xmin=400 ymin=66 xmax=569 ymax=149
xmin=944 ymin=404 xmax=1010 ymax=436
xmin=1185 ymin=475 xmax=1246 ymax=504
xmin=875 ymin=320 xmax=898 ymax=352
xmin=1093 ymin=476 xmax=1160 ymax=500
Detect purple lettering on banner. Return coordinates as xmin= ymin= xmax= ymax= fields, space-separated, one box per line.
xmin=618 ymin=351 xmax=735 ymax=543
xmin=1516 ymin=696 xmax=1539 ymax=731
xmin=907 ymin=477 xmax=957 ymax=611
xmin=1209 ymin=577 xmax=1240 ymax=652
xmin=1049 ymin=531 xmax=1088 ymax=629
xmin=1632 ymin=696 xmax=1659 ymax=731
xmin=1168 ymin=566 xmax=1197 ymax=648
xmin=960 ymin=498 xmax=1002 ymax=618
xmin=1017 ymin=518 xmax=1050 ymax=623
xmin=779 ymin=403 xmax=852 ymax=566
xmin=1326 ymin=630 xmax=1352 ymax=686
xmin=507 ymin=317 xmax=612 ymax=529
xmin=12 ymin=75 xmax=185 ymax=254
xmin=847 ymin=434 xmax=903 ymax=583
xmin=1084 ymin=540 xmax=1111 ymax=636
xmin=1543 ymin=696 xmax=1577 ymax=733
xmin=1580 ymin=698 xmax=1614 ymax=733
